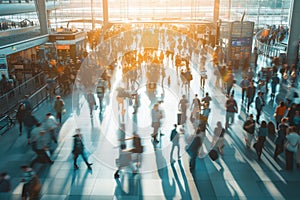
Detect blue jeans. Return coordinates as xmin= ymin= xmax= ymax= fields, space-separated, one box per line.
xmin=24 ymin=125 xmax=33 ymax=139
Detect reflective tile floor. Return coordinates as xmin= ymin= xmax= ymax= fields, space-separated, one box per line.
xmin=1 ymin=54 xmax=300 ymax=200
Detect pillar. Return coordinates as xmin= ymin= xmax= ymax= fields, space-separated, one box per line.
xmin=102 ymin=0 xmax=109 ymax=26
xmin=214 ymin=0 xmax=220 ymax=23
xmin=34 ymin=0 xmax=48 ymax=35
xmin=286 ymin=0 xmax=300 ymax=66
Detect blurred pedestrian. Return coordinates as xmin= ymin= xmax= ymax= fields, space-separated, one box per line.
xmin=44 ymin=113 xmax=58 ymax=144
xmin=87 ymin=90 xmax=96 ymax=118
xmin=72 ymin=129 xmax=93 ymax=170
xmin=170 ymin=124 xmax=181 ymax=162
xmin=243 ymin=114 xmax=256 ymax=149
xmin=0 ymin=172 xmax=11 ymax=192
xmin=212 ymin=121 xmax=225 ymax=155
xmin=54 ymin=95 xmax=65 ymax=124
xmin=16 ymin=103 xmax=26 ymax=136
xmin=255 ymin=120 xmax=268 ymax=160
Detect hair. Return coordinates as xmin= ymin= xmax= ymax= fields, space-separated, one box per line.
xmin=288 ymin=126 xmax=295 ymax=133
xmin=46 ymin=112 xmax=52 ymax=116
xmin=261 ymin=120 xmax=267 ymax=128
xmin=280 ymin=101 xmax=285 ymax=106
xmin=56 ymin=95 xmax=61 ymax=99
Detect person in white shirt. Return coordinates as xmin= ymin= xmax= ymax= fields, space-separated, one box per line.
xmin=44 ymin=113 xmax=58 ymax=144
xmin=285 ymin=126 xmax=300 ymax=171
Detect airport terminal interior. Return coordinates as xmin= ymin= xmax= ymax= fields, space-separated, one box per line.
xmin=0 ymin=0 xmax=300 ymax=199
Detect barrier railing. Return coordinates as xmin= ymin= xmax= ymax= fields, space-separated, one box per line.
xmin=0 ymin=72 xmax=46 ymax=116
xmin=255 ymin=29 xmax=287 ymax=59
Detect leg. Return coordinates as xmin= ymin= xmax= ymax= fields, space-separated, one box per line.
xmin=81 ymin=152 xmax=92 ymax=169
xmin=177 ymin=144 xmax=181 ymax=159
xmin=170 ymin=144 xmax=175 ymax=162
xmin=73 ymin=153 xmax=79 ymax=169
xmin=285 ymin=150 xmax=294 ymax=171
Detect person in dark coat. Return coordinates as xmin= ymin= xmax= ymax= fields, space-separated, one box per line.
xmin=16 ymin=103 xmax=26 ymax=136
xmin=72 ymin=129 xmax=93 ymax=170
xmin=186 ymin=131 xmax=202 ymax=172
xmin=255 ymin=91 xmax=265 ymax=124
xmin=23 ymin=111 xmax=38 ymax=145
xmin=0 ymin=172 xmax=11 ymax=192
xmin=246 ymin=80 xmax=256 ymax=112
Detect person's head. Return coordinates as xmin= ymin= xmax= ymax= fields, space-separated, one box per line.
xmin=249 ymin=114 xmax=254 ymax=120
xmin=75 ymin=128 xmax=81 ymax=134
xmin=19 ymin=103 xmax=25 ymax=110
xmin=182 ymin=95 xmax=186 ymax=99
xmin=217 ymin=121 xmax=222 ymax=127
xmin=153 ymin=103 xmax=159 ymax=110
xmin=261 ymin=120 xmax=267 ymax=128
xmin=46 ymin=112 xmax=52 ymax=118
xmin=195 ymin=94 xmax=198 ymax=97
xmin=206 ymin=92 xmax=209 ymax=96
xmin=280 ymin=101 xmax=285 ymax=107
xmin=20 ymin=165 xmax=28 ymax=171
xmin=288 ymin=126 xmax=296 ymax=134
xmin=1 ymin=172 xmax=8 ymax=179
xmin=24 ymin=95 xmax=29 ymax=99
xmin=56 ymin=95 xmax=61 ymax=100
xmin=281 ymin=117 xmax=288 ymax=124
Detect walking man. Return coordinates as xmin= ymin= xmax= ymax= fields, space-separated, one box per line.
xmin=243 ymin=114 xmax=256 ymax=149
xmin=255 ymin=91 xmax=265 ymax=124
xmin=225 ymin=94 xmax=238 ymax=130
xmin=72 ymin=129 xmax=93 ymax=170
xmin=178 ymin=95 xmax=188 ymax=125
xmin=170 ymin=124 xmax=181 ymax=163
xmin=151 ymin=103 xmax=163 ymax=143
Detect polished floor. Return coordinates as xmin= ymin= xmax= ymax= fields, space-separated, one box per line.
xmin=0 ymin=53 xmax=300 ymax=200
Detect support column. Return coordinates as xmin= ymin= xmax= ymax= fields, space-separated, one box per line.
xmin=214 ymin=0 xmax=220 ymax=23
xmin=286 ymin=0 xmax=300 ymax=66
xmin=34 ymin=0 xmax=48 ymax=35
xmin=102 ymin=0 xmax=109 ymax=26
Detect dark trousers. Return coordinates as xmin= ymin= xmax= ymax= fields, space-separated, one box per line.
xmin=30 ymin=149 xmax=53 ymax=167
xmin=22 ymin=182 xmax=31 ymax=198
xmin=56 ymin=112 xmax=62 ymax=124
xmin=256 ymin=137 xmax=266 ymax=159
xmin=274 ymin=144 xmax=284 ymax=158
xmin=18 ymin=120 xmax=23 ymax=134
xmin=285 ymin=149 xmax=294 ymax=171
xmin=256 ymin=109 xmax=262 ymax=123
xmin=189 ymin=156 xmax=197 ymax=171
xmin=241 ymin=88 xmax=247 ymax=102
xmin=49 ymin=129 xmax=57 ymax=143
xmin=74 ymin=151 xmax=89 ymax=167
xmin=247 ymin=97 xmax=254 ymax=111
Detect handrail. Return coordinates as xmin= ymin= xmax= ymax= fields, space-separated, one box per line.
xmin=0 ymin=34 xmax=49 ymax=50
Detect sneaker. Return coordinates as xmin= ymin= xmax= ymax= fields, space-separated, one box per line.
xmin=87 ymin=163 xmax=93 ymax=170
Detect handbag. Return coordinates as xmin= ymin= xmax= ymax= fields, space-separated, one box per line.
xmin=62 ymin=109 xmax=66 ymax=114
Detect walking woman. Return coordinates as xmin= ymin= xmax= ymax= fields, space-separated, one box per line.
xmin=16 ymin=103 xmax=26 ymax=136
xmin=255 ymin=120 xmax=268 ymax=161
xmin=274 ymin=118 xmax=288 ymax=159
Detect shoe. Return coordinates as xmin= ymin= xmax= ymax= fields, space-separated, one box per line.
xmin=154 ymin=139 xmax=159 ymax=143
xmin=87 ymin=163 xmax=93 ymax=170
xmin=74 ymin=165 xmax=79 ymax=170
xmin=160 ymin=133 xmax=165 ymax=136
xmin=50 ymin=160 xmax=54 ymax=164
xmin=114 ymin=173 xmax=120 ymax=179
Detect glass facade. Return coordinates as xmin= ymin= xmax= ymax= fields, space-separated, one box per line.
xmin=0 ymin=0 xmax=293 ymax=30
